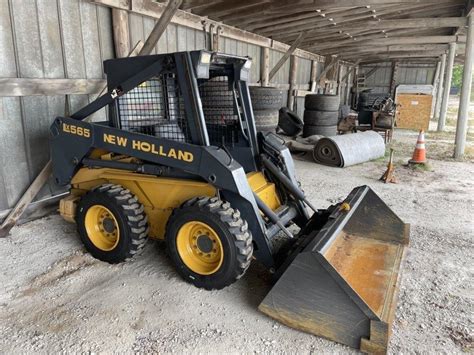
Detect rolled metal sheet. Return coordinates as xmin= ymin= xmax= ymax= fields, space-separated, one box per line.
xmin=312 ymin=131 xmax=385 ymax=167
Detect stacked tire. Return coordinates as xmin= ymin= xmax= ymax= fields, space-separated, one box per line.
xmin=249 ymin=87 xmax=284 ymax=132
xmin=303 ymin=94 xmax=340 ymax=137
xmin=199 ymin=78 xmax=236 ymax=122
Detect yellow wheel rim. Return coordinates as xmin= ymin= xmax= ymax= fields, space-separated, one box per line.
xmin=176 ymin=221 xmax=224 ymax=275
xmin=84 ymin=205 xmax=120 ymax=251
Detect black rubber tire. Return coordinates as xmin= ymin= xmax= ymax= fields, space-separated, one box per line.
xmin=76 ymin=184 xmax=149 ymax=263
xmin=250 ymin=87 xmax=284 ymax=110
xmin=303 ymin=124 xmax=337 ymax=137
xmin=278 ymin=107 xmax=303 ymax=136
xmin=305 ymin=94 xmax=340 ymax=111
xmin=303 ymin=110 xmax=338 ymax=126
xmin=165 ymin=197 xmax=253 ymax=290
xmin=199 ymin=79 xmax=234 ymax=109
xmin=254 ymin=109 xmax=279 ymax=132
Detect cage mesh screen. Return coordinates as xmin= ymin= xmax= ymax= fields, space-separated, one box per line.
xmin=198 ymin=76 xmax=240 ymax=146
xmin=117 ymin=74 xmax=190 ymax=142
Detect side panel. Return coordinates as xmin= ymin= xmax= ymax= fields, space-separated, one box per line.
xmin=70 ymin=168 xmax=216 ymax=239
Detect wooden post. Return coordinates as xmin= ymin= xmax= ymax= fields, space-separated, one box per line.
xmin=288 ymin=55 xmax=298 ymax=111
xmin=352 ymin=65 xmax=360 ymax=108
xmin=336 ymin=64 xmax=344 ymax=95
xmin=438 ymin=42 xmax=456 ymax=131
xmin=112 ymin=9 xmax=130 ymax=58
xmin=434 ymin=53 xmax=446 ymax=119
xmin=345 ymin=70 xmax=352 ymax=105
xmin=268 ymin=32 xmax=305 ymax=82
xmin=139 ymin=0 xmax=183 ymax=56
xmin=310 ymin=60 xmax=318 ymax=92
xmin=212 ymin=26 xmax=221 ymax=52
xmin=261 ymin=47 xmax=270 ymax=87
xmin=209 ymin=23 xmax=215 ymax=51
xmin=389 ymin=60 xmax=399 ymax=97
xmin=454 ymin=13 xmax=474 ymax=158
xmin=431 ymin=59 xmax=441 ymax=116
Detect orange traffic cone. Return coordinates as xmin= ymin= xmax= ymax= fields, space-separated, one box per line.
xmin=409 ymin=130 xmax=427 ymax=164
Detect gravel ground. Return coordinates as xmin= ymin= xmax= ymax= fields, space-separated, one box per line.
xmin=0 ymin=130 xmax=473 ymax=354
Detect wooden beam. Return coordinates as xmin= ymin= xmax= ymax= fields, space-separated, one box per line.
xmin=256 ymin=3 xmax=424 ymax=36
xmin=181 ymin=0 xmax=223 ymax=10
xmin=334 ymin=44 xmax=451 ymax=56
xmin=276 ymin=17 xmax=468 ymax=43
xmin=0 ymin=78 xmax=106 ymax=97
xmin=317 ymin=57 xmax=338 ymax=82
xmin=90 ymin=0 xmax=325 ymax=62
xmin=261 ymin=46 xmax=270 ymax=86
xmin=389 ymin=60 xmax=399 ymax=96
xmin=139 ymin=0 xmax=183 ymax=55
xmin=191 ymin=0 xmax=270 ymax=18
xmin=314 ymin=0 xmax=460 ymax=7
xmin=356 ymin=50 xmax=448 ymax=62
xmin=434 ymin=54 xmax=447 ymax=119
xmin=364 ymin=65 xmax=380 ymax=79
xmin=302 ymin=27 xmax=453 ymax=48
xmin=340 ymin=59 xmax=361 ymax=82
xmin=112 ymin=8 xmax=130 ymax=57
xmin=439 ymin=42 xmax=457 ymax=131
xmin=352 ymin=17 xmax=468 ymax=30
xmin=268 ymin=32 xmax=306 ymax=82
xmin=454 ymin=13 xmax=474 ymax=157
xmin=288 ymin=55 xmax=298 ymax=110
xmin=310 ymin=35 xmax=467 ymax=52
xmin=310 ymin=60 xmax=318 ymax=91
xmin=266 ymin=0 xmax=464 ymax=11
xmin=0 ymin=162 xmax=52 ymax=237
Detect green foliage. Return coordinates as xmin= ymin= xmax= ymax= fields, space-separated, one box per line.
xmin=451 ymin=64 xmax=463 ymax=89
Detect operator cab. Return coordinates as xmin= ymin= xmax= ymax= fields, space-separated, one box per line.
xmin=104 ymin=51 xmax=257 ymax=171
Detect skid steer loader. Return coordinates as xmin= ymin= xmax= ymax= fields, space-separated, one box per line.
xmin=50 ymin=51 xmax=409 ymax=353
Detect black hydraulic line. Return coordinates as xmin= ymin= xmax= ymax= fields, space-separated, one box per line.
xmin=252 ymin=192 xmax=294 ymax=239
xmin=261 ymin=155 xmax=317 ymax=213
xmin=82 ymin=158 xmax=163 ymax=175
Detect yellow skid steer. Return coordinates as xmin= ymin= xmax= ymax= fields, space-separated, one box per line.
xmin=50 ymin=51 xmax=409 ymax=353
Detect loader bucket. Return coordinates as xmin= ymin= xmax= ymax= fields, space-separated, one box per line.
xmin=259 ymin=186 xmax=409 ymax=354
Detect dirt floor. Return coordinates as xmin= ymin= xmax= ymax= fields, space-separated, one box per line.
xmin=0 ymin=98 xmax=473 ymax=354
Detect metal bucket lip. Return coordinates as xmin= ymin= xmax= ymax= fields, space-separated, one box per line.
xmin=304 ymin=185 xmax=370 ymax=255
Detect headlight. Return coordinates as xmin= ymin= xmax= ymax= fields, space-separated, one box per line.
xmin=200 ymin=52 xmax=212 ymax=65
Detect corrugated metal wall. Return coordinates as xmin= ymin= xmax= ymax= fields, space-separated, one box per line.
xmin=220 ymin=37 xmax=261 ymax=83
xmin=0 ymin=0 xmax=114 ymax=213
xmin=0 ymin=2 xmax=350 ymax=216
xmin=361 ymin=62 xmax=437 ymax=93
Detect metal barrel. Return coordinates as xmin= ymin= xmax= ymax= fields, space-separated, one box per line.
xmin=259 ymin=186 xmax=409 ymax=353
